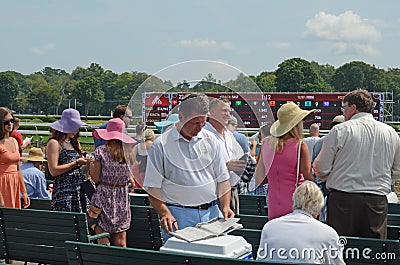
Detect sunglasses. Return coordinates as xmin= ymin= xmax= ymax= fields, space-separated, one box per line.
xmin=3 ymin=118 xmax=15 ymax=126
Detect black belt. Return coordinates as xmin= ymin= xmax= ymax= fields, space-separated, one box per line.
xmin=166 ymin=200 xmax=217 ymax=210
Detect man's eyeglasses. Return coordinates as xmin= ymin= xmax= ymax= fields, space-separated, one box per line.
xmin=341 ymin=103 xmax=352 ymax=113
xmin=125 ymin=115 xmax=133 ymax=120
xmin=3 ymin=118 xmax=15 ymax=126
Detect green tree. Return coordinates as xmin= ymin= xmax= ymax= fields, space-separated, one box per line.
xmin=251 ymin=71 xmax=277 ymax=92
xmin=275 ymin=58 xmax=329 ymax=92
xmin=73 ymin=76 xmax=104 ymax=118
xmin=41 ymin=67 xmax=71 ymax=114
xmin=0 ymin=72 xmax=19 ymax=110
xmin=332 ymin=61 xmax=371 ymax=91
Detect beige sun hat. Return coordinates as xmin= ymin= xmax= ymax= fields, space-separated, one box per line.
xmin=24 ymin=147 xmax=47 ymax=162
xmin=270 ymin=102 xmax=315 ymax=137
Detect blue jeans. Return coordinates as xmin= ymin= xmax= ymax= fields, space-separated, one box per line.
xmin=162 ymin=204 xmax=222 ymax=241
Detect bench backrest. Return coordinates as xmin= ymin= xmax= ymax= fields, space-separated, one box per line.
xmin=25 ymin=198 xmax=52 ymax=210
xmin=387 ymin=225 xmax=400 ymax=240
xmin=126 ymin=205 xmax=163 ymax=250
xmin=129 ymin=193 xmax=150 ymax=206
xmin=239 ymin=195 xmax=267 ymax=216
xmin=237 ymin=214 xmax=268 ymax=230
xmin=65 ymin=241 xmax=312 ymax=265
xmin=343 ymin=236 xmax=400 ymax=265
xmin=387 ymin=214 xmax=400 ymax=226
xmin=388 ymin=203 xmax=400 ymax=214
xmin=0 ymin=207 xmax=91 ymax=265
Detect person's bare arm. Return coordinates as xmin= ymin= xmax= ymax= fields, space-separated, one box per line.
xmin=217 ymin=180 xmax=235 ymax=220
xmin=300 ymin=141 xmax=314 ymax=181
xmin=46 ymin=139 xmax=88 ymax=176
xmin=90 ymin=160 xmax=101 ymax=183
xmin=147 ymin=187 xmax=178 ymax=234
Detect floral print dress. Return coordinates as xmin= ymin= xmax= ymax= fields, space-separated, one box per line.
xmin=91 ymin=145 xmax=131 ymax=233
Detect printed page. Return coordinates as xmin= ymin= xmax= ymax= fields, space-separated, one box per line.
xmin=23 ymin=137 xmax=32 ymax=145
xmin=197 ymin=217 xmax=241 ymax=235
xmin=170 ymin=226 xmax=214 ymax=242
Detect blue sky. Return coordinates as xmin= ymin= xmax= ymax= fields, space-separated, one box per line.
xmin=1 ymin=0 xmax=400 ymax=76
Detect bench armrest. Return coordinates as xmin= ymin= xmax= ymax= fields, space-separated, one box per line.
xmin=88 ymin=232 xmax=110 ymax=242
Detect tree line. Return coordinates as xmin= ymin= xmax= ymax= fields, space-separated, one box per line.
xmin=1 ymin=58 xmax=399 ymax=117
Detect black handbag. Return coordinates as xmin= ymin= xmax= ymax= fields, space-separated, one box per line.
xmin=80 ymin=179 xmax=96 ymax=200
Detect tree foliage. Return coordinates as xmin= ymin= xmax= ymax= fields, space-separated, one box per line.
xmin=1 ymin=59 xmax=399 ymax=118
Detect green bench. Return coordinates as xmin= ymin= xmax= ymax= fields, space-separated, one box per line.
xmin=129 ymin=193 xmax=150 ymax=206
xmin=387 ymin=225 xmax=400 ymax=240
xmin=239 ymin=195 xmax=267 ymax=216
xmin=387 ymin=214 xmax=400 ymax=226
xmin=65 ymin=241 xmax=312 ymax=265
xmin=0 ymin=207 xmax=108 ymax=265
xmin=25 ymin=197 xmax=52 ymax=210
xmin=237 ymin=214 xmax=268 ymax=230
xmin=388 ymin=203 xmax=400 ymax=214
xmin=126 ymin=205 xmax=163 ymax=250
xmin=343 ymin=236 xmax=400 ymax=265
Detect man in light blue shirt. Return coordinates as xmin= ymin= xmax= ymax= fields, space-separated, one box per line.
xmin=21 ymin=147 xmax=50 ymax=199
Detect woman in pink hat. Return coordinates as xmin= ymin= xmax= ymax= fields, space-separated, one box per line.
xmin=91 ymin=118 xmax=136 ymax=247
xmin=46 ymin=108 xmax=90 ymax=212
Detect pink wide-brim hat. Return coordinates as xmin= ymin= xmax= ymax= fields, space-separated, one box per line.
xmin=50 ymin=108 xmax=87 ymax=134
xmin=92 ymin=118 xmax=137 ymax=145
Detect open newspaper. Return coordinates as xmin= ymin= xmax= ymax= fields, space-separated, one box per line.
xmin=170 ymin=217 xmax=242 ymax=242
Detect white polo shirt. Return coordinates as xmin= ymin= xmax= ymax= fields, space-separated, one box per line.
xmin=203 ymin=122 xmax=244 ymax=186
xmin=143 ymin=125 xmax=230 ymax=206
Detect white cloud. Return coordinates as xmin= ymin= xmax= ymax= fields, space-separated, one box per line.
xmin=304 ymin=11 xmax=381 ymax=56
xmin=178 ymin=39 xmax=235 ymax=50
xmin=31 ymin=43 xmax=56 ymax=55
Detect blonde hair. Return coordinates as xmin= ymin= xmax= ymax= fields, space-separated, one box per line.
xmin=268 ymin=122 xmax=303 ymax=152
xmin=292 ymin=180 xmax=324 ymax=216
xmin=144 ymin=128 xmax=155 ymax=141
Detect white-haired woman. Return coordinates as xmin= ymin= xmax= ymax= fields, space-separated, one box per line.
xmin=257 ymin=181 xmax=345 ymax=264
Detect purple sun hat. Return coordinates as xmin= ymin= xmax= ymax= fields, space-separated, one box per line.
xmin=50 ymin=108 xmax=87 ymax=133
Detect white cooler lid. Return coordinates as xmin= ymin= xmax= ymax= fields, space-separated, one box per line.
xmin=160 ymin=235 xmax=252 ymax=259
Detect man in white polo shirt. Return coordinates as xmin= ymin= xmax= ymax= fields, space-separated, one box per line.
xmin=203 ymin=97 xmax=246 ymax=214
xmin=144 ymin=94 xmax=234 ymax=241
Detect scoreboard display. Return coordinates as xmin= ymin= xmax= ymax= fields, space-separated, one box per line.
xmin=142 ymin=92 xmax=384 ymax=130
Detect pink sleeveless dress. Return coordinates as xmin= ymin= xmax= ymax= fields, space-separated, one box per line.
xmin=0 ymin=143 xmax=22 ymax=208
xmin=261 ymin=138 xmax=304 ymax=220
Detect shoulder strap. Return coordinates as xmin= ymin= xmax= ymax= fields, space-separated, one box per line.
xmin=296 ymin=140 xmax=302 ymax=188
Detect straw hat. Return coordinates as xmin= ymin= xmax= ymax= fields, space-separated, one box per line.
xmin=24 ymin=147 xmax=47 ymax=162
xmin=50 ymin=108 xmax=86 ymax=133
xmin=92 ymin=118 xmax=137 ymax=144
xmin=332 ymin=115 xmax=345 ymax=123
xmin=270 ymin=102 xmax=315 ymax=137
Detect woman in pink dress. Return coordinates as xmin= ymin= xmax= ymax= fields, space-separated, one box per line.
xmin=255 ymin=102 xmax=314 ymax=220
xmin=0 ymin=107 xmax=29 ymax=208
